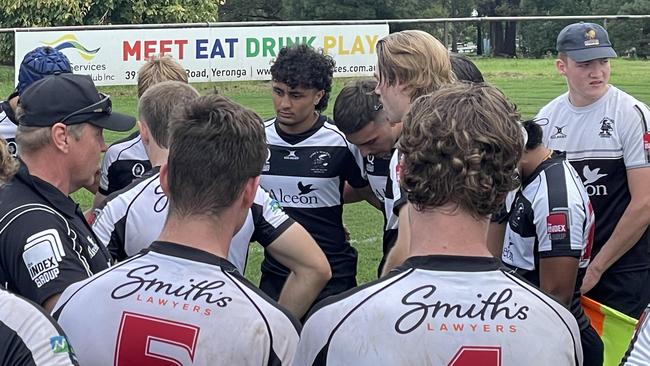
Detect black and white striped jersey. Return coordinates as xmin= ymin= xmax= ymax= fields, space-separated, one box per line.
xmin=92 ymin=167 xmax=294 ymax=273
xmin=260 ymin=116 xmax=368 ymax=284
xmin=98 ymin=131 xmax=151 ymax=196
xmin=0 ymin=163 xmax=111 ymax=306
xmin=501 ymin=152 xmax=594 ymax=330
xmin=0 ymin=287 xmax=78 ymax=366
xmin=295 ymin=255 xmax=583 ymax=366
xmin=537 ymin=86 xmax=650 ymax=273
xmin=0 ymin=99 xmax=17 ymax=156
xmin=364 ymin=152 xmax=397 ymax=274
xmin=621 ymin=303 xmax=650 ymax=365
xmin=53 ymin=241 xmax=300 ymax=366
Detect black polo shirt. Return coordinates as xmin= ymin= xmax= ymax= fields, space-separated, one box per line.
xmin=0 ymin=161 xmax=111 ymax=305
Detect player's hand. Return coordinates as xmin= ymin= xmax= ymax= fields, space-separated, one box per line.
xmin=580 ymin=265 xmax=602 ymax=294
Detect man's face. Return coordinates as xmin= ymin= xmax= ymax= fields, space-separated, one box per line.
xmin=373 ymin=68 xmax=411 ymax=123
xmin=557 ymin=57 xmax=611 ymax=107
xmin=272 ymin=81 xmax=323 ymax=128
xmin=69 ymin=123 xmax=106 ymax=189
xmin=345 ymin=111 xmax=399 ymax=158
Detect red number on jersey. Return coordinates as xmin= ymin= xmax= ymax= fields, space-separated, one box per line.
xmin=114 ymin=312 xmax=200 ymax=366
xmin=448 ymin=346 xmax=501 ymax=366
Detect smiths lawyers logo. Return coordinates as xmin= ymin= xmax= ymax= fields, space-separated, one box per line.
xmin=582 ymin=165 xmax=608 ymax=196
xmin=42 ymin=34 xmax=101 ymax=61
xmin=22 ymin=229 xmax=66 ymax=288
xmin=551 ymin=125 xmax=567 ymax=139
xmin=270 ymin=181 xmax=319 ymax=205
xmin=599 ymin=117 xmax=614 ymax=138
xmin=284 ymin=150 xmax=299 ymax=160
xmin=546 ymin=211 xmax=568 ymax=240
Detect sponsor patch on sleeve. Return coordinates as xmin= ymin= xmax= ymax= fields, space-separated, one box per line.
xmin=50 ymin=335 xmax=71 ymax=354
xmin=22 ymin=229 xmax=66 ymax=288
xmin=546 ymin=212 xmax=568 ymax=241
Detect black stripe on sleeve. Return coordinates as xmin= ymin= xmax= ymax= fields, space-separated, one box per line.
xmin=543 ymin=163 xmax=573 ymax=253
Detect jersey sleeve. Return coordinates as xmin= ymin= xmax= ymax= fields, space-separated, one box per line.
xmin=388 ymin=150 xmax=407 ymax=216
xmin=621 ymin=304 xmax=650 ymax=365
xmin=92 ymin=198 xmax=128 ymax=261
xmin=619 ymin=102 xmax=650 ymax=169
xmin=97 ymin=148 xmax=116 ymax=196
xmin=250 ymin=188 xmax=295 ymax=247
xmin=343 ymin=144 xmax=369 ymax=189
xmin=533 ymin=163 xmax=584 ymax=259
xmin=0 ymin=289 xmax=79 ymax=366
xmin=0 ymin=210 xmax=95 ymax=305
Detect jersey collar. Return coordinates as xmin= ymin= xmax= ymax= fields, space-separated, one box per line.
xmin=14 ymin=160 xmax=81 ymax=218
xmin=274 ymin=114 xmax=328 ymax=145
xmin=146 ymin=241 xmax=238 ymax=272
xmin=398 ymin=255 xmax=502 ymax=272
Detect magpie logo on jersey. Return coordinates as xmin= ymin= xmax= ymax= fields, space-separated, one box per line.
xmin=546 ymin=211 xmax=568 ymax=240
xmin=284 ymin=150 xmax=299 ymax=160
xmin=366 ymin=155 xmax=375 ymax=173
xmin=394 ymin=285 xmax=529 ymax=335
xmin=551 ymin=125 xmax=567 ymax=139
xmin=22 ymin=229 xmax=66 ymax=288
xmin=310 ymin=151 xmax=331 ymax=174
xmin=582 ymin=165 xmax=608 ymax=196
xmin=131 ymin=163 xmax=146 ymax=178
xmin=599 ymin=117 xmax=614 ymax=138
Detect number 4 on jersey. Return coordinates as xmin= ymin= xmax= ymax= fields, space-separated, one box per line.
xmin=448 ymin=346 xmax=501 ymax=366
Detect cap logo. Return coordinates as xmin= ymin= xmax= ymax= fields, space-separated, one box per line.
xmin=584 ymin=29 xmax=600 ymax=47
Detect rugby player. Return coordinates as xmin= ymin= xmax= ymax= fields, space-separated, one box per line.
xmin=295 ymin=82 xmax=583 ymax=366
xmin=54 ymin=94 xmax=300 ymax=365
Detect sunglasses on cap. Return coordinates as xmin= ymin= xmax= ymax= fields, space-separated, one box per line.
xmin=60 ymin=93 xmax=112 ymax=124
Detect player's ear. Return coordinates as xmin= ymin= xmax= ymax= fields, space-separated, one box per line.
xmin=241 ymin=176 xmax=260 ymax=209
xmin=51 ymin=122 xmax=70 ymax=153
xmin=159 ymin=163 xmax=170 ymax=196
xmin=313 ymin=90 xmax=325 ymax=106
xmin=556 ymin=58 xmax=567 ymax=75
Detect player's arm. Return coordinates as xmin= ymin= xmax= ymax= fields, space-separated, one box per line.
xmin=343 ymin=183 xmax=381 ymax=210
xmin=539 ymin=257 xmax=579 ymax=306
xmin=266 ymin=223 xmax=331 ymax=319
xmin=381 ymin=204 xmax=409 ymax=275
xmin=582 ymin=166 xmax=650 ymax=293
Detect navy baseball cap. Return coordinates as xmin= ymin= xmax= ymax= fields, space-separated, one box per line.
xmin=557 ymin=22 xmax=617 ymax=62
xmin=18 ymin=73 xmax=135 ymax=132
xmin=16 ymin=46 xmax=72 ymax=95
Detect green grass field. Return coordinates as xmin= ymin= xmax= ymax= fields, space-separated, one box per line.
xmin=3 ymin=58 xmax=650 ymax=285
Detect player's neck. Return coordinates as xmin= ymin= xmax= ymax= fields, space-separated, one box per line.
xmin=408 ymin=203 xmax=493 ymax=258
xmin=158 ymin=214 xmax=234 ymax=259
xmin=567 ymin=84 xmax=609 ymax=107
xmin=519 ymin=147 xmax=552 ymax=181
xmin=145 ymin=145 xmax=168 ymax=168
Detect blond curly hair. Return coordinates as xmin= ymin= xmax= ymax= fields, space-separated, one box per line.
xmin=398 ymin=83 xmax=523 ymax=218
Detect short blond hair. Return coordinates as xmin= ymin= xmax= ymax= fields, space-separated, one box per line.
xmin=376 ymin=30 xmax=455 ymax=100
xmin=399 ymin=83 xmax=523 ymax=218
xmin=137 ymin=54 xmax=188 ymax=98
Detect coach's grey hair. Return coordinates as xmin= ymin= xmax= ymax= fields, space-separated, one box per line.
xmin=16 ymin=123 xmax=84 ymax=154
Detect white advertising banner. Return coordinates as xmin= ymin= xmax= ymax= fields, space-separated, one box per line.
xmin=15 ymin=24 xmax=389 ymax=86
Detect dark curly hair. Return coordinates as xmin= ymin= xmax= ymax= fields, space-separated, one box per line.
xmin=270 ymin=44 xmax=335 ymax=112
xmin=398 ymin=83 xmax=523 ymax=218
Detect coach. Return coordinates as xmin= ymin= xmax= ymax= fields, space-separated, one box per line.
xmin=0 ymin=73 xmax=135 ymax=311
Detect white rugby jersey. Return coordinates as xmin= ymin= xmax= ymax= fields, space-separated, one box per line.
xmin=0 ymin=101 xmax=17 ymax=156
xmin=53 ymin=241 xmax=300 ymax=366
xmin=260 ymin=116 xmax=367 ymax=284
xmin=92 ymin=167 xmax=293 ymax=273
xmin=98 ymin=131 xmax=151 ymax=196
xmin=295 ymin=256 xmax=583 ymax=366
xmin=0 ymin=287 xmax=78 ymax=366
xmin=536 ymin=86 xmax=650 ymax=273
xmin=621 ymin=303 xmax=650 ymax=365
xmin=502 ymin=152 xmax=594 ymax=331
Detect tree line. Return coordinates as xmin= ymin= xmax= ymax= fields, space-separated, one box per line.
xmin=1 ymin=0 xmax=649 ymax=65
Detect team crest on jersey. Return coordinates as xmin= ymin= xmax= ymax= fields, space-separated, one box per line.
xmin=132 ymin=163 xmax=146 ymax=178
xmin=6 ymin=141 xmax=16 ymax=156
xmin=510 ymin=202 xmax=525 ymax=229
xmin=546 ymin=211 xmax=568 ymax=240
xmin=22 ymin=229 xmax=66 ymax=288
xmin=365 ymin=155 xmax=375 ymax=173
xmin=263 ymin=148 xmax=271 ymax=172
xmin=550 ymin=125 xmax=567 ymax=139
xmin=598 ymin=117 xmax=614 ymax=138
xmin=310 ymin=151 xmax=331 ymax=174
xmin=284 ymin=149 xmax=299 ymax=160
